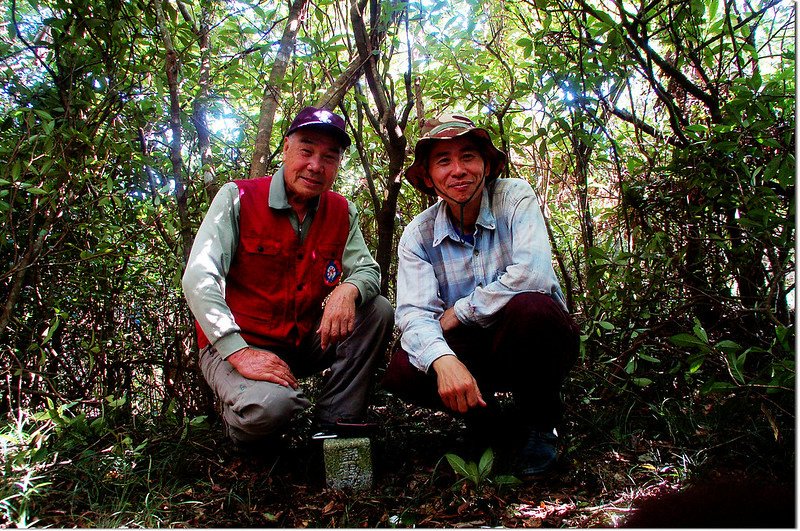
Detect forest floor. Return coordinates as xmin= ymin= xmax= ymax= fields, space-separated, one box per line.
xmin=170 ymin=402 xmax=665 ymax=528
xmin=14 ymin=386 xmax=795 ymax=528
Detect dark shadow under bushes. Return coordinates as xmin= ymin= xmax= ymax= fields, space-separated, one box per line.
xmin=1 ymin=375 xmax=794 ymax=528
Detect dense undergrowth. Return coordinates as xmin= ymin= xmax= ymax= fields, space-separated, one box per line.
xmin=1 ymin=1 xmax=794 ymax=526
xmin=2 ymin=374 xmax=793 ymax=528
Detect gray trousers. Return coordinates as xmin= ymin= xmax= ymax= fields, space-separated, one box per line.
xmin=199 ymin=295 xmax=394 ymax=444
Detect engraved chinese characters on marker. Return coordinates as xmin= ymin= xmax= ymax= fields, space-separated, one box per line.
xmin=323 ymin=437 xmax=373 ymax=490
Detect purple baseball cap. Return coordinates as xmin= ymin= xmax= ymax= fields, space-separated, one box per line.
xmin=285 ymin=106 xmax=351 ymax=149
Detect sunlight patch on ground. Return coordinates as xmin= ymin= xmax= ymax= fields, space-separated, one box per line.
xmin=509 ymin=498 xmax=576 ymax=520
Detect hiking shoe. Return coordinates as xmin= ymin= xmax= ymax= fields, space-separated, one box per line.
xmin=518 ymin=428 xmax=559 ymax=477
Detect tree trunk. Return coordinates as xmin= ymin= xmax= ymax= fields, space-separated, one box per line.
xmin=249 ymin=0 xmax=309 ymax=179
xmin=191 ymin=0 xmax=217 ymax=199
xmin=349 ymin=0 xmax=409 ymax=296
xmin=155 ymin=0 xmax=193 ymax=265
xmin=0 ymin=204 xmax=60 ymax=338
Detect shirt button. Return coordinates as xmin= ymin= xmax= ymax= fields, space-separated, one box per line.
xmin=473 ymin=249 xmax=479 ymax=256
xmin=257 ymin=246 xmax=264 ymax=252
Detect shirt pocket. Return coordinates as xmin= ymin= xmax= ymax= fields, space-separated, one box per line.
xmin=311 ymin=244 xmax=341 ymax=261
xmin=239 ymin=236 xmax=282 ymax=257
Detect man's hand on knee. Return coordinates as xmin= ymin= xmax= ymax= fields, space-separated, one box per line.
xmin=318 ymin=282 xmax=359 ymax=350
xmin=228 ymin=347 xmax=298 ymax=389
xmin=439 ymin=307 xmax=462 ymax=333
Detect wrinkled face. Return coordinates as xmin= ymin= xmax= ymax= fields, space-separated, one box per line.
xmin=424 ymin=136 xmax=488 ymax=207
xmin=282 ymin=128 xmax=343 ymax=203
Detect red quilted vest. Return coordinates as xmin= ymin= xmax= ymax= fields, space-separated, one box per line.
xmin=196 ymin=176 xmax=350 ymax=350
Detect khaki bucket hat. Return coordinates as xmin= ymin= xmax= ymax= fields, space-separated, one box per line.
xmin=405 ymin=113 xmax=507 ymax=196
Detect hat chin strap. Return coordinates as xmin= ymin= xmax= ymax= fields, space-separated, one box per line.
xmin=431 ymin=170 xmax=488 ymax=244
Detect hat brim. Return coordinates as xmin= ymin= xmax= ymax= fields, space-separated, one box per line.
xmin=286 ymin=122 xmax=352 ymax=149
xmin=405 ymin=128 xmax=506 ymax=196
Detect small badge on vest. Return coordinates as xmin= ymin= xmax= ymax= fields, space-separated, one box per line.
xmin=323 ymin=259 xmax=342 ymax=286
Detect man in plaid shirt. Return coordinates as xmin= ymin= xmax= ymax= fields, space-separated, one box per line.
xmin=385 ymin=113 xmax=579 ymax=477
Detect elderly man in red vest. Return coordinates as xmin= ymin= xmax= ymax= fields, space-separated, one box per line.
xmin=183 ymin=106 xmax=394 ymax=450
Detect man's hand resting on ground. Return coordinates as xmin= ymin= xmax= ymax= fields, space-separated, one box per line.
xmin=227 ymin=347 xmax=298 ymax=388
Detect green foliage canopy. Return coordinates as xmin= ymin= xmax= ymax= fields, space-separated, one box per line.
xmin=0 ymin=0 xmax=794 ymax=458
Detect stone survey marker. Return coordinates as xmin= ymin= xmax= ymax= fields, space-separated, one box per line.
xmin=323 ymin=437 xmax=373 ymax=490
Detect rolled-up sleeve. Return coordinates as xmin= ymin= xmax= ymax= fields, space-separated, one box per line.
xmin=395 ymin=219 xmax=454 ymax=372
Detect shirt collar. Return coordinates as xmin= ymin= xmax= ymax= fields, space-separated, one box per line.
xmin=268 ymin=165 xmax=321 ymax=212
xmin=432 ymin=186 xmax=497 ymax=246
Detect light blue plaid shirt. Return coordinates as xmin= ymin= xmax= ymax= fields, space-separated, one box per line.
xmin=395 ymin=177 xmax=568 ymax=373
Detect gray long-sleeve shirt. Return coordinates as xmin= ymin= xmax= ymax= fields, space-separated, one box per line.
xmin=182 ymin=167 xmax=382 ymax=358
